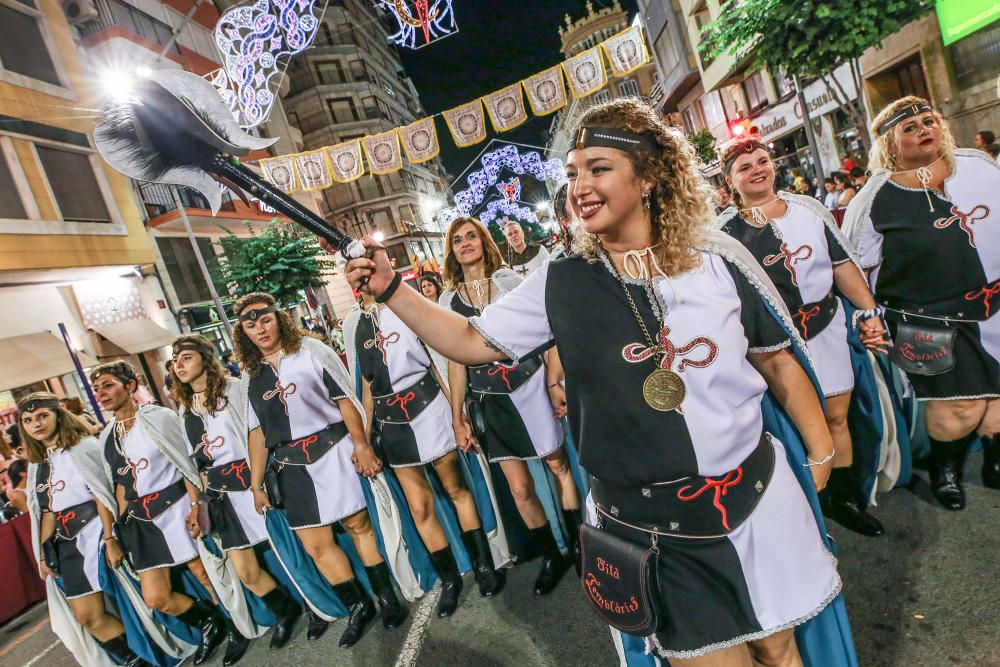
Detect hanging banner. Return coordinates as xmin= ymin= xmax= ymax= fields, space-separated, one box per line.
xmin=260 ymin=156 xmax=298 ymax=193
xmin=443 ymin=99 xmax=488 ymax=148
xmin=483 ymin=82 xmax=529 ymax=133
xmin=293 ymin=149 xmax=332 ymax=191
xmin=522 ymin=65 xmax=568 ymax=116
xmin=601 ymin=25 xmax=649 ymax=78
xmin=399 ymin=117 xmax=440 ymax=164
xmin=362 ymin=130 xmax=404 ymax=175
xmin=563 ymin=47 xmax=607 ymax=99
xmin=326 ymin=140 xmax=365 ymax=183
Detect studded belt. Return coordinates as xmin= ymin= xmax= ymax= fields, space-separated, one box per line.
xmin=468 ymin=353 xmax=543 ymax=395
xmin=272 ymin=422 xmax=348 ymax=465
xmin=590 ymin=435 xmax=774 ymax=539
xmin=791 ymin=290 xmax=837 ymax=340
xmin=373 ymin=371 xmax=441 ymax=424
xmin=205 ymin=458 xmax=252 ymax=492
xmin=880 ymin=276 xmax=1000 ymax=324
xmin=53 ymin=500 xmax=99 ymax=540
xmin=126 ymin=480 xmax=186 ymax=522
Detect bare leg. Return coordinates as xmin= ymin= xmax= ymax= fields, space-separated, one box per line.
xmin=669 ymin=643 xmax=754 ymax=667
xmin=394 ymin=465 xmax=449 ymax=552
xmin=341 ymin=509 xmax=383 ymax=568
xmin=296 ymin=524 xmax=355 ymax=586
xmin=138 ymin=567 xmax=194 ymax=616
xmin=227 ymin=547 xmax=278 ymax=598
xmin=186 ymin=557 xmax=218 ymax=605
xmin=824 ymin=393 xmax=853 ymax=468
xmin=498 ymin=459 xmax=547 ymax=529
xmin=542 ymin=449 xmax=579 ymax=511
xmin=748 ymin=629 xmax=803 ymax=667
xmin=432 ymin=451 xmax=482 ymax=531
xmin=67 ymin=592 xmax=126 ymax=642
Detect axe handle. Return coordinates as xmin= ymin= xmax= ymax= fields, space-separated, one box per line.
xmin=211 ymin=155 xmax=357 ymax=256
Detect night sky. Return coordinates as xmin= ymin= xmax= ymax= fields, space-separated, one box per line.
xmin=396 ymin=0 xmax=638 ymax=199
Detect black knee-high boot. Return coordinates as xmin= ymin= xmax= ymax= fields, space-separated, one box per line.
xmin=221 ymin=619 xmax=250 ymax=667
xmin=529 ymin=524 xmax=570 ymax=596
xmin=333 ymin=578 xmax=375 ymax=648
xmin=929 ymin=432 xmax=975 ymax=510
xmin=428 ymin=547 xmax=463 ymax=618
xmin=365 ymin=562 xmax=408 ymax=630
xmin=176 ymin=599 xmax=228 ymax=665
xmin=821 ymin=467 xmax=885 ymax=537
xmin=982 ymin=434 xmax=1000 ymax=490
xmin=561 ymin=508 xmax=583 ymax=575
xmin=460 ymin=527 xmax=505 ymax=597
xmin=261 ymin=585 xmax=303 ymax=649
xmin=98 ymin=633 xmax=150 ymax=667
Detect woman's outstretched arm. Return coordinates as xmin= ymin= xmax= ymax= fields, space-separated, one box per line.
xmin=340 ymin=238 xmax=504 ymax=366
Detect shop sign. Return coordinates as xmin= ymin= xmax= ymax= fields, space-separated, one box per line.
xmin=754 ymin=64 xmax=858 ymax=142
xmin=937 ymin=0 xmax=1000 ymax=46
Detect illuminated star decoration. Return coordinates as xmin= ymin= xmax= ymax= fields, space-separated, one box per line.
xmin=379 ymin=0 xmax=457 ymax=50
xmin=212 ymin=0 xmax=326 ymax=128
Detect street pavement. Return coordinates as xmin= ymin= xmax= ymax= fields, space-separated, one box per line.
xmin=2 ymin=450 xmax=999 ymax=666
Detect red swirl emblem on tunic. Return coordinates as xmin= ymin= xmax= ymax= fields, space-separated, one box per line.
xmin=141 ymin=492 xmax=160 ymax=519
xmin=621 ymin=327 xmax=719 ymax=372
xmin=289 ymin=434 xmax=319 ymax=463
xmin=263 ymin=380 xmax=297 ymax=414
xmin=965 ymin=280 xmax=1000 ymax=318
xmin=487 ymin=362 xmax=520 ymax=391
xmin=364 ymin=330 xmax=401 ymax=365
xmin=56 ymin=510 xmax=76 ymax=534
xmin=222 ymin=460 xmax=250 ymax=487
xmin=35 ymin=477 xmax=66 ymax=508
xmin=676 ymin=468 xmax=744 ymax=531
xmin=387 ymin=391 xmax=416 ymax=420
xmin=934 ymin=204 xmax=989 ymax=248
xmin=195 ymin=434 xmax=225 ymax=461
xmin=763 ymin=243 xmax=813 ymax=287
xmin=794 ymin=305 xmax=822 ymax=339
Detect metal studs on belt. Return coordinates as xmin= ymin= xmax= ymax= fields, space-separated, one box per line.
xmin=641 ymin=488 xmax=651 ymax=498
xmin=755 ymin=480 xmax=764 ymax=492
xmin=669 ymin=521 xmax=679 ymax=531
xmin=610 ymin=505 xmax=619 ymax=516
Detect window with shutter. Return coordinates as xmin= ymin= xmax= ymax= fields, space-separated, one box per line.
xmin=35 ymin=146 xmax=111 ymax=223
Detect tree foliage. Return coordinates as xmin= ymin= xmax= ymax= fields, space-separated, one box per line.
xmin=688 ymin=129 xmax=718 ymax=165
xmin=701 ymin=0 xmax=933 ymax=148
xmin=210 ymin=219 xmax=336 ymax=307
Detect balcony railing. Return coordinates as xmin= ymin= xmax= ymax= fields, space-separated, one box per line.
xmin=77 ymin=0 xmax=182 ymax=55
xmin=139 ymin=182 xmax=236 ymax=218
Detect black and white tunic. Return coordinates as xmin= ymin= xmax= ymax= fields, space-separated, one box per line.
xmin=441 ymin=273 xmax=563 ymax=463
xmin=720 ymin=194 xmax=854 ymax=397
xmin=469 ymin=252 xmax=840 ymax=658
xmin=34 ymin=450 xmax=103 ymax=598
xmin=851 ymin=151 xmax=1000 ymax=400
xmin=184 ymin=399 xmax=268 ymax=552
xmin=355 ymin=306 xmax=457 ymax=468
xmin=247 ymin=346 xmax=367 ymax=530
xmin=508 ymin=244 xmax=550 ymax=276
xmin=105 ymin=425 xmax=198 ymax=572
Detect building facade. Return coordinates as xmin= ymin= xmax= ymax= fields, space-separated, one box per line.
xmin=281 ymin=0 xmax=451 ymax=306
xmin=546 ymin=0 xmax=658 ymax=159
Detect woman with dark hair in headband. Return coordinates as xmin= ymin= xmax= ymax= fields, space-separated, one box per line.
xmin=170 ymin=335 xmax=303 ymax=651
xmin=844 ymin=97 xmax=1000 ymax=511
xmin=341 ymin=98 xmax=855 ymax=666
xmin=716 ymin=138 xmax=889 ymax=537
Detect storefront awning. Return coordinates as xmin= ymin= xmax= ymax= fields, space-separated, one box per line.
xmin=92 ymin=319 xmax=176 ymax=355
xmin=0 ymin=331 xmax=99 ymax=391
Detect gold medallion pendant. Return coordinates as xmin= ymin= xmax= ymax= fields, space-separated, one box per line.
xmin=643 ymin=369 xmax=685 ymax=412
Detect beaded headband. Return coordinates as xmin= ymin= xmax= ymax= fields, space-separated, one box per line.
xmin=877 ymin=102 xmax=932 ymax=136
xmin=571 ymin=126 xmax=659 ymax=154
xmin=172 ymin=340 xmax=215 ymax=358
xmin=237 ymin=303 xmax=278 ymax=323
xmin=18 ymin=397 xmax=61 ymax=417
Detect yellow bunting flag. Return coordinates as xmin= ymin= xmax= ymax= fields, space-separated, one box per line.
xmin=601 ymin=25 xmax=649 ymax=77
xmin=483 ymin=82 xmax=529 ymax=133
xmin=293 ymin=149 xmax=332 ymax=191
xmin=443 ymin=99 xmax=488 ymax=148
xmin=399 ymin=117 xmax=440 ymax=164
xmin=361 ymin=131 xmax=404 ymax=175
xmin=522 ymin=65 xmax=568 ymax=116
xmin=326 ymin=140 xmax=365 ymax=183
xmin=260 ymin=156 xmax=298 ymax=193
xmin=562 ymin=46 xmax=607 ymax=99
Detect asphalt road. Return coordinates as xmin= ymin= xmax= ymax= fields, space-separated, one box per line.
xmin=3 ymin=450 xmax=999 ymax=667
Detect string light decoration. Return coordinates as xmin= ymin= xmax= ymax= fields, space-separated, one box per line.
xmin=379 ymin=0 xmax=457 ymax=50
xmin=496 ymin=176 xmax=521 ymax=203
xmin=447 ymin=145 xmax=565 ymax=218
xmin=479 ymin=199 xmax=536 ymax=227
xmin=212 ymin=0 xmax=326 ymax=128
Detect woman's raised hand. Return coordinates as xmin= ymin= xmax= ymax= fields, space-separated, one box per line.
xmin=319 ymin=236 xmax=395 ymax=296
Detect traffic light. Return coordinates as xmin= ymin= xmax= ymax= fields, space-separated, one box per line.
xmin=729 ymin=118 xmax=752 ymax=138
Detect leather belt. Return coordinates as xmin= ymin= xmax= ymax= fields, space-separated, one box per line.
xmin=881 ymin=276 xmax=1000 ymax=323
xmin=272 ymin=422 xmax=349 ymax=465
xmin=205 ymin=458 xmax=252 ymax=492
xmin=791 ymin=290 xmax=837 ymax=340
xmin=468 ymin=354 xmax=543 ymax=395
xmin=53 ymin=500 xmax=99 ymax=540
xmin=374 ymin=371 xmax=441 ymax=424
xmin=591 ymin=435 xmax=774 ymax=539
xmin=127 ymin=480 xmax=186 ymax=522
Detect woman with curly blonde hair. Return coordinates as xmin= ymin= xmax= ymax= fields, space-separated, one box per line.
xmin=439 ymin=215 xmax=581 ymax=598
xmin=844 ymin=96 xmax=1000 ymax=512
xmin=343 ymin=97 xmax=853 ymax=665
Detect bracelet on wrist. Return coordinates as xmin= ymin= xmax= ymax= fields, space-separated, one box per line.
xmin=852 ymin=307 xmax=883 ymax=330
xmin=804 ymin=448 xmax=836 ymax=467
xmin=189 ymin=500 xmax=199 ymax=508
xmin=547 ymin=381 xmax=562 ymax=388
xmin=103 ymin=535 xmax=115 ymax=543
xmin=375 ymin=271 xmax=403 ymax=304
